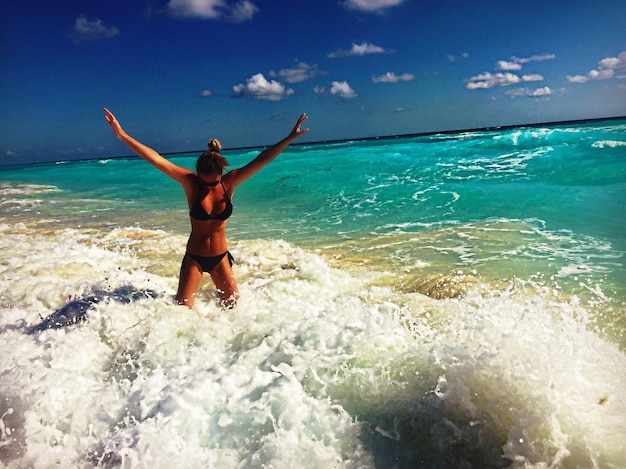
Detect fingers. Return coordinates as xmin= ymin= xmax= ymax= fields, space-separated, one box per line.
xmin=293 ymin=113 xmax=309 ymax=136
xmin=103 ymin=108 xmax=115 ymax=123
xmin=300 ymin=113 xmax=309 ymax=134
xmin=103 ymin=108 xmax=122 ymax=137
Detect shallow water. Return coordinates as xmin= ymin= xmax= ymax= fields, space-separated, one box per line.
xmin=1 ymin=118 xmax=625 ymax=467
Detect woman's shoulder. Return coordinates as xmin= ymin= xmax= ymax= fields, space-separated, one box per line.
xmin=218 ymin=170 xmax=233 ymax=186
xmin=181 ymin=171 xmax=200 ymax=184
xmin=221 ymin=169 xmax=242 ymax=188
xmin=178 ymin=172 xmax=202 ymax=199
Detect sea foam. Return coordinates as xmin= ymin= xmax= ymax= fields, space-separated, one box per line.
xmin=1 ymin=223 xmax=625 ymax=467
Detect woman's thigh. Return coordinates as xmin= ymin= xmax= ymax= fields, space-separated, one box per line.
xmin=177 ymin=255 xmax=204 ymax=306
xmin=210 ymin=256 xmax=239 ymax=307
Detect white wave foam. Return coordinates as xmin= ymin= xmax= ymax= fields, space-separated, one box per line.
xmin=0 ymin=183 xmax=59 ymax=196
xmin=591 ymin=140 xmax=626 ymax=148
xmin=0 ymin=225 xmax=625 ymax=467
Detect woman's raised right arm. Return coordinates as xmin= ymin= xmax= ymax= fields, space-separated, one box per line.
xmin=103 ymin=108 xmax=192 ymax=184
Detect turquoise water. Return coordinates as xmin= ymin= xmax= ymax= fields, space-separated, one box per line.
xmin=4 ymin=120 xmax=624 ymax=244
xmin=1 ymin=118 xmax=625 ymax=467
xmin=3 ymin=118 xmax=625 ymax=304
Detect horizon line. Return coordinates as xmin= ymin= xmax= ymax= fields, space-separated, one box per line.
xmin=2 ymin=114 xmax=624 ymax=169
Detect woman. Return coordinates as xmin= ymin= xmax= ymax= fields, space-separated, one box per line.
xmin=103 ymin=108 xmax=309 ymax=308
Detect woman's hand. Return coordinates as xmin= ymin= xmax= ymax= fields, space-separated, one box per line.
xmin=288 ymin=113 xmax=309 ymax=140
xmin=103 ymin=108 xmax=125 ymax=139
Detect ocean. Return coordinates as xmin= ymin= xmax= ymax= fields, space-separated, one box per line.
xmin=1 ymin=117 xmax=625 ymax=468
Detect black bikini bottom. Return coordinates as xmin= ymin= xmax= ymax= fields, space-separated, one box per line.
xmin=183 ymin=251 xmax=234 ymax=273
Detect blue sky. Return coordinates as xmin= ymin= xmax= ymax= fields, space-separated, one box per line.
xmin=1 ymin=0 xmax=625 ymax=165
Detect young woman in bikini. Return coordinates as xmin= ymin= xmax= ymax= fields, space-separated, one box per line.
xmin=103 ymin=108 xmax=309 ymax=308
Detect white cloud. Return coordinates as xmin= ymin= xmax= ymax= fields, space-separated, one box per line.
xmin=496 ymin=54 xmax=555 ymax=71
xmin=568 ymin=51 xmax=626 ymax=84
xmin=599 ymin=56 xmax=622 ymax=69
xmin=506 ymin=86 xmax=553 ymax=98
xmin=512 ymin=53 xmax=556 ymax=64
xmin=496 ymin=61 xmax=522 ymax=71
xmin=466 ymin=52 xmax=551 ymax=91
xmin=270 ymin=61 xmax=326 ymax=84
xmin=313 ymin=80 xmax=364 ymax=98
xmin=522 ymin=74 xmax=543 ymax=82
xmin=230 ymin=0 xmax=258 ymax=21
xmin=167 ymin=0 xmax=258 ymax=21
xmin=447 ymin=52 xmax=470 ymax=62
xmin=167 ymin=0 xmax=220 ymax=19
xmin=232 ymin=73 xmax=294 ymax=101
xmin=372 ymin=72 xmax=414 ymax=83
xmin=589 ymin=69 xmax=615 ymax=80
xmin=342 ymin=0 xmax=407 ymax=12
xmin=328 ymin=42 xmax=391 ymax=58
xmin=330 ymin=81 xmax=357 ymax=98
xmin=466 ymin=72 xmax=543 ymax=89
xmin=529 ymin=86 xmax=552 ymax=97
xmin=566 ymin=75 xmax=589 ymax=84
xmin=71 ymin=16 xmax=120 ymax=42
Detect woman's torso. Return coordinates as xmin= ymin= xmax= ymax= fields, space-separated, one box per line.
xmin=184 ymin=174 xmax=234 ymax=256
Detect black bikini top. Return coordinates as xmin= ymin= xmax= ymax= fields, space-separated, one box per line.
xmin=189 ymin=178 xmax=233 ymax=221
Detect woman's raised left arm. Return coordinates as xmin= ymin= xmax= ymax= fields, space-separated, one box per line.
xmin=227 ymin=113 xmax=309 ymax=188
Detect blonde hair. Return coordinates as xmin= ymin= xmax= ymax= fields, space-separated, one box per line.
xmin=197 ymin=138 xmax=229 ymax=175
xmin=208 ymin=138 xmax=222 ymax=152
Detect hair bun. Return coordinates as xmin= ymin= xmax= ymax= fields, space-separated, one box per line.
xmin=208 ymin=138 xmax=222 ymax=152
